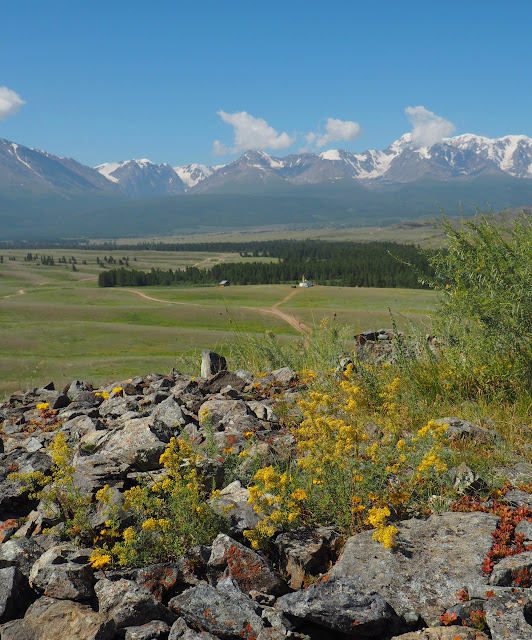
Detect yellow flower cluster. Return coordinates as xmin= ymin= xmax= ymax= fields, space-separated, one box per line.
xmin=244 ymin=466 xmax=301 ymax=549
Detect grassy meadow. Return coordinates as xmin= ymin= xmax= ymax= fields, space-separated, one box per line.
xmin=0 ymin=246 xmax=436 ymax=396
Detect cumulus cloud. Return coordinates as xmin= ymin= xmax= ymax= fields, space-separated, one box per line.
xmin=0 ymin=87 xmax=25 ymax=120
xmin=213 ymin=110 xmax=294 ymax=155
xmin=405 ymin=106 xmax=455 ymax=147
xmin=306 ymin=117 xmax=362 ymax=149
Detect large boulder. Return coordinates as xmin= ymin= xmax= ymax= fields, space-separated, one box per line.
xmin=29 ymin=545 xmax=94 ymax=601
xmin=168 ymin=583 xmax=264 ymax=640
xmin=484 ymin=590 xmax=532 ymax=640
xmin=329 ymin=512 xmax=499 ymax=626
xmin=0 ymin=566 xmax=32 ymax=623
xmin=95 ymin=578 xmax=176 ymax=629
xmin=276 ymin=577 xmax=402 ymax=637
xmin=93 ymin=417 xmax=172 ymax=471
xmin=0 ymin=596 xmax=115 ymax=640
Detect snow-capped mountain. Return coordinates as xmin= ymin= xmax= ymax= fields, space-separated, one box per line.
xmin=0 ymin=138 xmax=116 ymax=193
xmin=189 ymin=133 xmax=532 ymax=193
xmin=95 ymin=159 xmax=186 ymax=197
xmin=4 ymin=132 xmax=532 ymax=203
xmin=173 ymin=163 xmax=220 ymax=189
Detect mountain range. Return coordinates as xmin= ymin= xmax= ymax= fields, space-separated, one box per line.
xmin=2 ymin=133 xmax=532 ymax=239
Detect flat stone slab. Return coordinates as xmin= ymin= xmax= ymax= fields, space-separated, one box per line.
xmin=329 ymin=512 xmax=499 ymax=626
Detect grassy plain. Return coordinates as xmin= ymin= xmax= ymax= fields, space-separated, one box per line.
xmin=0 ymin=247 xmax=436 ymax=397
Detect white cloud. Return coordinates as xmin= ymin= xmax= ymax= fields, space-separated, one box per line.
xmin=0 ymin=87 xmax=25 ymax=120
xmin=307 ymin=117 xmax=362 ymax=148
xmin=213 ymin=110 xmax=294 ymax=155
xmin=405 ymin=106 xmax=455 ymax=147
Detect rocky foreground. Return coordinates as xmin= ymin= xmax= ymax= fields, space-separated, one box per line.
xmin=1 ymin=355 xmax=532 ymax=640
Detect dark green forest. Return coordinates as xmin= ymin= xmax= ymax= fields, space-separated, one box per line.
xmin=98 ymin=241 xmax=433 ymax=289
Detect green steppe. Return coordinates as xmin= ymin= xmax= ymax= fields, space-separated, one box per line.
xmin=0 ymin=247 xmax=435 ymax=396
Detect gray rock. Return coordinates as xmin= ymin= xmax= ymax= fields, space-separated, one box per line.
xmin=516 ymin=518 xmax=532 ymax=542
xmin=495 ymin=462 xmax=532 ymax=485
xmin=209 ymin=533 xmax=285 ymax=595
xmin=274 ymin=526 xmax=340 ymax=590
xmin=0 ymin=595 xmax=115 ymax=640
xmin=98 ymin=396 xmax=138 ymax=418
xmin=72 ymin=454 xmax=129 ymax=493
xmin=270 ymin=367 xmax=296 ymax=386
xmin=447 ymin=462 xmax=487 ymax=494
xmin=0 ymin=537 xmax=45 ymax=577
xmin=67 ymin=380 xmax=92 ymax=399
xmin=503 ymin=489 xmax=532 ymax=509
xmin=168 ymin=583 xmax=265 ymax=639
xmin=199 ymin=399 xmax=259 ymax=432
xmin=489 ymin=550 xmax=532 ymax=586
xmin=201 ymin=350 xmax=227 ymax=378
xmin=168 ymin=618 xmax=219 ymax=640
xmin=151 ymin=396 xmax=185 ymax=430
xmin=124 ymin=620 xmax=171 ymax=640
xmin=0 ymin=566 xmax=31 ymax=623
xmin=329 ymin=511 xmax=499 ymax=626
xmin=95 ymin=577 xmax=176 ymax=629
xmin=391 ymin=628 xmax=490 ymax=639
xmin=209 ymin=480 xmax=261 ymax=535
xmin=95 ymin=417 xmax=171 ymax=471
xmin=199 ymin=370 xmax=248 ymax=395
xmin=434 ymin=417 xmax=498 ymax=443
xmin=276 ymin=577 xmax=401 ymax=637
xmin=484 ymin=590 xmax=532 ymax=640
xmin=29 ymin=544 xmax=95 ymax=601
xmin=247 ymin=401 xmax=278 ymax=422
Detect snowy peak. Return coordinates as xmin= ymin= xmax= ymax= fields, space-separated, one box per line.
xmin=174 ymin=163 xmax=219 ymax=189
xmin=95 ymin=159 xmax=186 ymax=196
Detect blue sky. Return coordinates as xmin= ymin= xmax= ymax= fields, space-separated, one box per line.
xmin=1 ymin=0 xmax=531 ymax=167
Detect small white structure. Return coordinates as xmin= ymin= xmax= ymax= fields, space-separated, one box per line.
xmin=299 ymin=275 xmax=313 ymax=287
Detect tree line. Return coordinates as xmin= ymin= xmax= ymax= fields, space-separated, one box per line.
xmin=98 ymin=241 xmax=433 ymax=289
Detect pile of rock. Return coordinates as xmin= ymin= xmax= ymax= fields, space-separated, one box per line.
xmin=0 ymin=354 xmax=531 ymax=639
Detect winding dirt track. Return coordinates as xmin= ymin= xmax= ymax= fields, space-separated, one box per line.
xmin=117 ymin=288 xmax=311 ymax=336
xmin=1 ymin=289 xmax=25 ymax=300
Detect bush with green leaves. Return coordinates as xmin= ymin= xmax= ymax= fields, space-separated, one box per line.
xmin=423 ymin=213 xmax=532 ymax=399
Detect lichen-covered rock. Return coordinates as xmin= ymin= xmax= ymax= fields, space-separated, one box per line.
xmin=29 ymin=544 xmax=94 ymax=601
xmin=168 ymin=618 xmax=219 ymax=640
xmin=123 ymin=620 xmax=171 ymax=640
xmin=489 ymin=550 xmax=532 ymax=586
xmin=0 ymin=537 xmax=44 ymax=577
xmin=151 ymin=396 xmax=186 ymax=429
xmin=329 ymin=512 xmax=499 ymax=626
xmin=274 ymin=526 xmax=339 ymax=590
xmin=434 ymin=417 xmax=498 ymax=443
xmin=209 ymin=480 xmax=261 ymax=535
xmin=0 ymin=595 xmax=115 ymax=640
xmin=391 ymin=627 xmax=490 ymax=639
xmin=484 ymin=590 xmax=532 ymax=640
xmin=199 ymin=399 xmax=259 ymax=433
xmin=0 ymin=566 xmax=31 ymax=623
xmin=276 ymin=577 xmax=401 ymax=637
xmin=209 ymin=533 xmax=286 ymax=595
xmin=95 ymin=577 xmax=176 ymax=629
xmin=502 ymin=489 xmax=532 ymax=509
xmin=168 ymin=583 xmax=265 ymax=639
xmin=95 ymin=417 xmax=171 ymax=471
